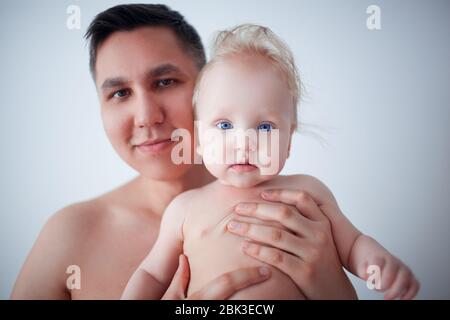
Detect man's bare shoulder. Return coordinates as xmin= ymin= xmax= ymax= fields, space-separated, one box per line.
xmin=45 ymin=180 xmax=148 ymax=241
xmin=30 ymin=197 xmax=111 ymax=268
xmin=11 ymin=179 xmax=159 ymax=299
xmin=10 ymin=199 xmax=107 ymax=299
xmin=35 ymin=180 xmax=140 ymax=258
xmin=46 ymin=199 xmax=106 ymax=239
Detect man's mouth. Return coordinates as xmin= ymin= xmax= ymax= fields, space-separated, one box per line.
xmin=135 ymin=138 xmax=174 ymax=154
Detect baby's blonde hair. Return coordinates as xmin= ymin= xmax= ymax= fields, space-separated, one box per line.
xmin=192 ymin=24 xmax=301 ymax=130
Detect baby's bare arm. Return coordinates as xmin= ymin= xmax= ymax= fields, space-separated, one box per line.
xmin=121 ymin=196 xmax=186 ymax=299
xmin=303 ymin=175 xmax=419 ymax=299
xmin=304 ymin=176 xmax=392 ymax=274
xmin=294 ymin=176 xmax=393 ymax=274
xmin=297 ymin=175 xmax=362 ymax=271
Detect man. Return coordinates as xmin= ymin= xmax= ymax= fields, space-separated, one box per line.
xmin=11 ymin=4 xmax=356 ymax=299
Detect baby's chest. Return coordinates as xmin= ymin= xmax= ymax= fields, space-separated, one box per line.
xmin=183 ymin=187 xmax=278 ymax=241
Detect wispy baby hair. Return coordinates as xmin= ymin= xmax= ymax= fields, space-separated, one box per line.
xmin=193 ymin=23 xmax=301 ymax=130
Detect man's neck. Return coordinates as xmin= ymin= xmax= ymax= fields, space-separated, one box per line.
xmin=132 ymin=165 xmax=215 ymax=217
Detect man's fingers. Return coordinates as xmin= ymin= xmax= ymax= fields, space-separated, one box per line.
xmin=261 ymin=189 xmax=327 ymax=222
xmin=227 ymin=221 xmax=309 ymax=259
xmin=240 ymin=241 xmax=307 ymax=285
xmin=234 ymin=201 xmax=313 ymax=236
xmin=187 ymin=267 xmax=271 ymax=300
xmin=162 ymin=255 xmax=190 ymax=300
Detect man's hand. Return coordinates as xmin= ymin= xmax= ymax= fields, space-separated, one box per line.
xmin=226 ymin=189 xmax=358 ymax=299
xmin=162 ymin=254 xmax=271 ymax=300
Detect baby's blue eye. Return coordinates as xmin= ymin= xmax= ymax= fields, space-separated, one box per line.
xmin=257 ymin=123 xmax=274 ymax=131
xmin=216 ymin=121 xmax=233 ymax=130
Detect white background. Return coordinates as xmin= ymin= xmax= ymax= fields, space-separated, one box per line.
xmin=1 ymin=0 xmax=449 ymax=299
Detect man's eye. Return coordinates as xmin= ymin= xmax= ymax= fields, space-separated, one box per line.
xmin=112 ymin=89 xmax=130 ymax=99
xmin=257 ymin=122 xmax=274 ymax=131
xmin=156 ymin=79 xmax=176 ymax=88
xmin=216 ymin=121 xmax=233 ymax=130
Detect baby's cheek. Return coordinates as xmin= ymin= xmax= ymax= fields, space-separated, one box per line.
xmin=200 ymin=133 xmax=227 ymax=162
xmin=204 ymin=162 xmax=228 ymax=180
xmin=257 ymin=146 xmax=287 ymax=176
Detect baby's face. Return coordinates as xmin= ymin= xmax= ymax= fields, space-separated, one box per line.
xmin=195 ymin=55 xmax=294 ymax=188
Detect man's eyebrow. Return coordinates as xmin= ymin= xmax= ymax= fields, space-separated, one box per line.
xmin=148 ymin=63 xmax=182 ymax=78
xmin=100 ymin=77 xmax=130 ymax=91
xmin=100 ymin=64 xmax=183 ymax=91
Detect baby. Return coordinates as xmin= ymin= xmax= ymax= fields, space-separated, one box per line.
xmin=122 ymin=24 xmax=418 ymax=299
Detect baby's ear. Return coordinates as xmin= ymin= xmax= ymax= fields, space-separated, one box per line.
xmin=287 ymin=125 xmax=296 ymax=158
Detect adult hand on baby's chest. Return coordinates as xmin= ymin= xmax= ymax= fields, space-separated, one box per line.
xmin=225 ymin=189 xmax=357 ymax=299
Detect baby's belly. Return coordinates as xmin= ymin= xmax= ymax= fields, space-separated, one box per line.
xmin=184 ymin=213 xmax=305 ymax=300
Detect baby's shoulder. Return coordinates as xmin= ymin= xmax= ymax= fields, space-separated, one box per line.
xmin=285 ymin=173 xmax=321 ymax=184
xmin=171 ymin=187 xmax=205 ymax=206
xmin=161 ymin=190 xmax=198 ymax=231
xmin=166 ymin=186 xmax=208 ymax=217
xmin=271 ymin=173 xmax=321 ymax=187
xmin=272 ymin=174 xmax=336 ymax=205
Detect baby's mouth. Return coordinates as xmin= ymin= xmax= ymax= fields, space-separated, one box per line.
xmin=229 ymin=162 xmax=258 ymax=173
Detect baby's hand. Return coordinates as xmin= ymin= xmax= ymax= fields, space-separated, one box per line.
xmin=366 ymin=253 xmax=419 ymax=300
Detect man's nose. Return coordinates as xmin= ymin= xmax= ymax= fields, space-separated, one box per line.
xmin=134 ymin=92 xmax=164 ymax=128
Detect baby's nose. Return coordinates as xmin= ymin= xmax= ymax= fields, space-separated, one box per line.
xmin=234 ymin=134 xmax=257 ymax=152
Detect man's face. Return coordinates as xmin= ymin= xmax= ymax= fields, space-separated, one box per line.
xmin=95 ymin=27 xmax=199 ymax=180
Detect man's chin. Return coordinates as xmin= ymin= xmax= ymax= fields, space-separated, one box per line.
xmin=137 ymin=162 xmax=191 ymax=181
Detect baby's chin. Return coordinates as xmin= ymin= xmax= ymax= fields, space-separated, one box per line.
xmin=218 ymin=168 xmax=275 ymax=188
xmin=220 ymin=179 xmax=260 ymax=188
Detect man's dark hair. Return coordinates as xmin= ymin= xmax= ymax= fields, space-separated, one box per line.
xmin=84 ymin=3 xmax=206 ymax=78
